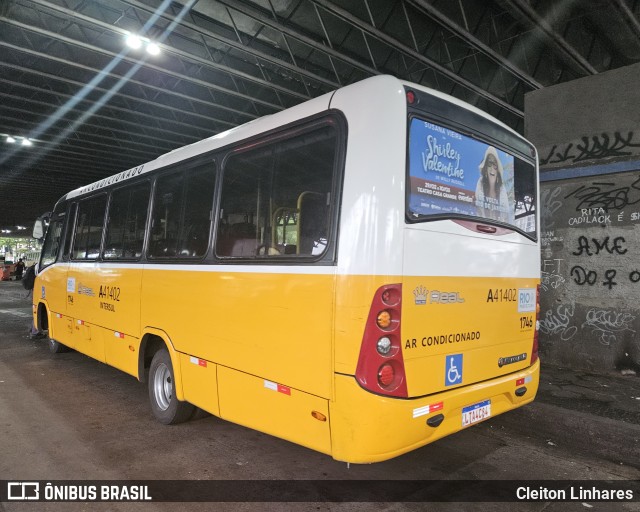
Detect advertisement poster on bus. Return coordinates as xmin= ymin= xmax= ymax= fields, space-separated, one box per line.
xmin=408 ymin=118 xmax=515 ymax=223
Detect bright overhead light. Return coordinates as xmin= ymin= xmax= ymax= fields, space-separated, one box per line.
xmin=4 ymin=135 xmax=33 ymax=146
xmin=125 ymin=33 xmax=159 ymax=55
xmin=146 ymin=42 xmax=160 ymax=56
xmin=126 ymin=34 xmax=143 ymax=49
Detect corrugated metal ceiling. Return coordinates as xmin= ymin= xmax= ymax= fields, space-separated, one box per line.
xmin=1 ymin=0 xmax=639 ymax=231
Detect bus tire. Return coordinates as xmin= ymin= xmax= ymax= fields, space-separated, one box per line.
xmin=48 ymin=338 xmax=69 ymax=354
xmin=148 ymin=348 xmax=195 ymax=425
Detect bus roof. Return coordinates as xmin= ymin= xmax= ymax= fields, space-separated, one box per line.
xmin=62 ymin=87 xmax=336 ymax=202
xmin=59 ymin=74 xmax=531 ymax=205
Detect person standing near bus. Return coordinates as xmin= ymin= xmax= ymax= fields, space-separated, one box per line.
xmin=15 ymin=258 xmax=25 ymax=280
xmin=475 ymin=146 xmax=511 ymax=223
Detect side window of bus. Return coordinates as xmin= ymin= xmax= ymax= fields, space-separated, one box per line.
xmin=72 ymin=195 xmax=107 ymax=260
xmin=40 ymin=217 xmax=64 ymax=268
xmin=216 ymin=123 xmax=337 ymax=259
xmin=62 ymin=203 xmax=77 ymax=261
xmin=104 ymin=182 xmax=150 ymax=260
xmin=148 ymin=166 xmax=215 ymax=259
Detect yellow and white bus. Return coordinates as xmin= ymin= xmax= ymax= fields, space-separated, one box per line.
xmin=33 ymin=75 xmax=540 ymax=463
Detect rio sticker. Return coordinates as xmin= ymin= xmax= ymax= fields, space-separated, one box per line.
xmin=518 ymin=288 xmax=536 ymax=312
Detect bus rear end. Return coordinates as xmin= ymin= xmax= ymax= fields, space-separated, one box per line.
xmin=330 ymin=78 xmax=540 ymax=463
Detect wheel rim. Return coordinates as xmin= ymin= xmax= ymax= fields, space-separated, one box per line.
xmin=153 ymin=362 xmax=172 ymax=411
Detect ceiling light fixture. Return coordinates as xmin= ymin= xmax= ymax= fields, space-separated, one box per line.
xmin=125 ymin=33 xmax=143 ymax=50
xmin=125 ymin=32 xmax=160 ymax=56
xmin=4 ymin=134 xmax=34 ymax=146
xmin=146 ymin=42 xmax=160 ymax=56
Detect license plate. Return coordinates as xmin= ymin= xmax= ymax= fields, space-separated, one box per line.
xmin=462 ymin=399 xmax=491 ymax=427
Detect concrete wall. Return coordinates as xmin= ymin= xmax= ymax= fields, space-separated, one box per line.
xmin=525 ymin=62 xmax=640 ymax=374
xmin=526 ymin=62 xmax=640 ymax=172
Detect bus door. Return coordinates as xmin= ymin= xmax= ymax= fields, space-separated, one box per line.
xmin=36 ymin=208 xmax=74 ymax=344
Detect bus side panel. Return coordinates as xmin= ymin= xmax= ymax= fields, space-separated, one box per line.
xmin=64 ymin=264 xmax=142 ymax=370
xmin=36 ymin=265 xmax=69 ymax=327
xmin=103 ymin=329 xmax=138 ymax=376
xmin=179 ymin=354 xmax=220 ymax=417
xmin=45 ymin=308 xmax=67 ymax=346
xmin=330 ymin=363 xmax=539 ymax=463
xmin=72 ymin=319 xmax=106 ymax=363
xmin=36 ymin=265 xmax=78 ymax=348
xmin=65 ymin=265 xmax=143 ymax=335
xmin=140 ymin=268 xmax=335 ymax=400
xmin=217 ymin=366 xmax=331 ymax=455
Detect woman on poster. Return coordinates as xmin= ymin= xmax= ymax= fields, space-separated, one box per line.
xmin=475 ymin=146 xmax=512 ymax=223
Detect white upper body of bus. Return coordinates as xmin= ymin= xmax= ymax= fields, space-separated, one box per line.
xmin=58 ymin=74 xmax=538 ymax=281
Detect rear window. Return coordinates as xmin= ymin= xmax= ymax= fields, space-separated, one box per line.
xmin=407 ymin=117 xmax=536 ymax=237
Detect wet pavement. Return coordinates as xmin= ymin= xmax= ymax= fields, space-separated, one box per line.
xmin=477 ymin=348 xmax=640 ymax=469
xmin=537 ymin=364 xmax=640 ymax=425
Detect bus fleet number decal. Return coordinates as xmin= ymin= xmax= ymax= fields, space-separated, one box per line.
xmin=486 ymin=288 xmax=516 ymax=303
xmin=99 ymin=286 xmax=121 ymax=302
xmin=99 ymin=285 xmax=121 ymax=312
xmin=520 ymin=315 xmax=533 ymax=330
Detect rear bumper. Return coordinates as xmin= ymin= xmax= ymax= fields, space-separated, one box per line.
xmin=329 ymin=360 xmax=540 ymax=463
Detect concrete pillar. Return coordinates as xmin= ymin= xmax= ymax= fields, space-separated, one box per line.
xmin=525 ymin=62 xmax=640 ymax=374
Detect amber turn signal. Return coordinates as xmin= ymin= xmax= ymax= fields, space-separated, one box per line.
xmin=311 ymin=411 xmax=327 ymax=422
xmin=376 ymin=310 xmax=391 ymax=329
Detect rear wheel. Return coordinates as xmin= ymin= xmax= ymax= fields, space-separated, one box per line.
xmin=148 ymin=348 xmax=195 ymax=424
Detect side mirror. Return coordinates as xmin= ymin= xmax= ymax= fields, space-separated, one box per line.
xmin=32 ymin=212 xmax=51 ymax=241
xmin=33 ymin=219 xmax=45 ymax=240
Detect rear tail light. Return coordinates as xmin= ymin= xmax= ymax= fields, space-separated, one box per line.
xmin=531 ymin=284 xmax=540 ymax=365
xmin=378 ymin=363 xmax=395 ymax=387
xmin=355 ymin=284 xmax=408 ymax=397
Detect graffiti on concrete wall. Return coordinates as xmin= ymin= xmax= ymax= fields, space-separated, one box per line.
xmin=541 ymin=258 xmax=565 ymax=291
xmin=582 ymin=308 xmax=636 ymax=346
xmin=538 ymin=172 xmax=640 ymax=371
xmin=540 ymin=131 xmax=640 ymax=166
xmin=563 ymin=176 xmax=640 ymax=211
xmin=569 ymin=236 xmax=630 ymax=290
xmin=539 ymin=303 xmax=577 ymax=341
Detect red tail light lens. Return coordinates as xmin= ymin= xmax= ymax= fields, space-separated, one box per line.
xmin=378 ymin=363 xmax=395 ymax=387
xmin=406 ymin=90 xmax=416 ymax=104
xmin=355 ymin=284 xmax=408 ymax=397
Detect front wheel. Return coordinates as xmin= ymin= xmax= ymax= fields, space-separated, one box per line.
xmin=148 ymin=348 xmax=195 ymax=425
xmin=48 ymin=338 xmax=69 ymax=354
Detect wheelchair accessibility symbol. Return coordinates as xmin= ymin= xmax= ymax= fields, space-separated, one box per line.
xmin=445 ymin=354 xmax=463 ymax=386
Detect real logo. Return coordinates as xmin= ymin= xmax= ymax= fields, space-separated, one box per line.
xmin=413 ymin=285 xmax=428 ymax=305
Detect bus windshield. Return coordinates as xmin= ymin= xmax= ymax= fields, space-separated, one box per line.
xmin=407 ymin=117 xmax=537 ymax=237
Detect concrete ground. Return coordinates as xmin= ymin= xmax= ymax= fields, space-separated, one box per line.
xmin=0 ymin=280 xmax=638 ymax=512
